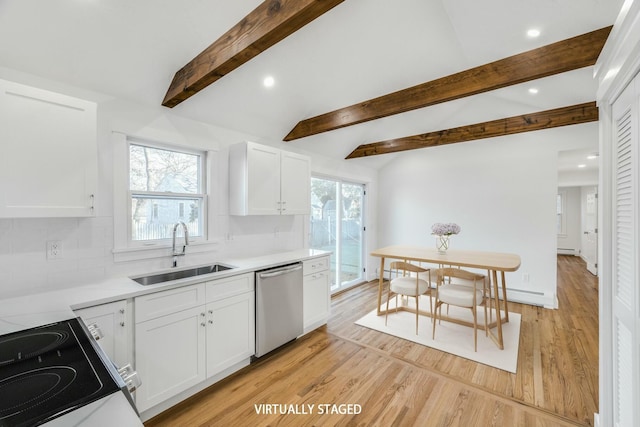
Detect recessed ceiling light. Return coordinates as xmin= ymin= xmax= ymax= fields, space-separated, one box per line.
xmin=587 ymin=153 xmax=599 ymax=160
xmin=263 ymin=75 xmax=275 ymax=88
xmin=527 ymin=29 xmax=541 ymax=38
xmin=578 ymin=164 xmax=587 ymax=168
xmin=528 ymin=88 xmax=539 ymax=94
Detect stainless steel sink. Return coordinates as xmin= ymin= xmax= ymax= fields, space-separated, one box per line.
xmin=132 ymin=263 xmax=235 ymax=286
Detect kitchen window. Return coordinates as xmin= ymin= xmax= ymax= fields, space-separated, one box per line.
xmin=112 ymin=132 xmax=217 ymax=262
xmin=129 ymin=142 xmax=205 ymax=243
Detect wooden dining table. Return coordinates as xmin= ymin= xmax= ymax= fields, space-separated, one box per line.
xmin=371 ymin=245 xmax=521 ymax=349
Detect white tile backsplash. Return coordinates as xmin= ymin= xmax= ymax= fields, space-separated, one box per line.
xmin=0 ymin=214 xmax=307 ymax=299
xmin=1 ymin=217 xmax=111 ymax=298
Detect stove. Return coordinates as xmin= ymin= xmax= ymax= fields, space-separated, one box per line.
xmin=0 ymin=318 xmax=128 ymax=427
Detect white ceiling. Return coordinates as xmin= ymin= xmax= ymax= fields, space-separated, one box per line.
xmin=0 ymin=0 xmax=623 ymax=169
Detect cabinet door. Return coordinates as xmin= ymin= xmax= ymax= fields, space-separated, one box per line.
xmin=75 ymin=300 xmax=130 ymax=367
xmin=280 ymin=151 xmax=310 ymax=215
xmin=303 ymin=270 xmax=330 ymax=332
xmin=246 ymin=142 xmax=281 ymax=215
xmin=0 ymin=79 xmax=97 ymax=217
xmin=206 ymin=292 xmax=255 ymax=377
xmin=135 ymin=306 xmax=206 ymax=412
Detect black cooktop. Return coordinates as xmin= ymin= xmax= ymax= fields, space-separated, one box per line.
xmin=0 ymin=318 xmax=120 ymax=427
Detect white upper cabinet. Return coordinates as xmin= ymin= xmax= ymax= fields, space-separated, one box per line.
xmin=0 ymin=79 xmax=97 ymax=217
xmin=280 ymin=150 xmax=311 ymax=215
xmin=229 ymin=141 xmax=310 ymax=215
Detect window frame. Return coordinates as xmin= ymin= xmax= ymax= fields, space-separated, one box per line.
xmin=557 ymin=189 xmax=567 ymax=237
xmin=112 ymin=132 xmax=219 ymax=263
xmin=128 ymin=140 xmax=207 ymax=247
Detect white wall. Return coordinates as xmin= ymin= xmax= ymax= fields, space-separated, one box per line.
xmin=376 ymin=124 xmax=599 ymax=308
xmin=0 ymin=69 xmax=378 ymax=299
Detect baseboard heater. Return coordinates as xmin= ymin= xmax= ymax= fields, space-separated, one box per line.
xmin=557 ymin=248 xmax=577 ymax=255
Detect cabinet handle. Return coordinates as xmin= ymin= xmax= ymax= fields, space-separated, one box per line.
xmin=201 ymin=312 xmax=206 ymax=317
xmin=119 ymin=309 xmax=125 ymax=314
xmin=90 ymin=194 xmax=95 ymax=211
xmin=208 ymin=310 xmax=213 ymax=314
xmin=208 ymin=320 xmax=213 ymax=324
xmin=201 ymin=322 xmax=206 ymax=327
xmin=120 ymin=322 xmax=125 ymax=327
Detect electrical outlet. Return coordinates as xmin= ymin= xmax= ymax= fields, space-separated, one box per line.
xmin=47 ymin=240 xmax=63 ymax=259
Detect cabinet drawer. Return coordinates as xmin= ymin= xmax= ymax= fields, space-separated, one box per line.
xmin=136 ymin=283 xmax=206 ymax=323
xmin=303 ymin=256 xmax=329 ymax=275
xmin=206 ymin=273 xmax=254 ymax=303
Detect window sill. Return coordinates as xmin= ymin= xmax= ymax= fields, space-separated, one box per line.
xmin=112 ymin=239 xmax=221 ymax=263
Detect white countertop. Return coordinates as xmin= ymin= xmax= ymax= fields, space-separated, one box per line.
xmin=0 ymin=249 xmax=330 ymax=335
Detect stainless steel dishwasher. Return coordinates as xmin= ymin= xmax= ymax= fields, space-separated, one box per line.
xmin=255 ymin=262 xmax=303 ymax=358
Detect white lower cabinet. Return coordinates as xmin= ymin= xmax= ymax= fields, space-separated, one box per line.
xmin=303 ymin=256 xmax=331 ymax=333
xmin=206 ymin=292 xmax=255 ymax=375
xmin=135 ymin=305 xmax=207 ymax=412
xmin=134 ymin=273 xmax=254 ymax=414
xmin=74 ymin=299 xmax=132 ymax=368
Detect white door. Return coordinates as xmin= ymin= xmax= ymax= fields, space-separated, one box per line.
xmin=582 ymin=187 xmax=598 ymax=275
xmin=609 ymin=75 xmax=638 ymax=427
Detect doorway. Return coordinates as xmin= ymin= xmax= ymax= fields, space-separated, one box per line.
xmin=310 ymin=176 xmax=365 ymax=293
xmin=557 ymin=148 xmax=599 ymax=276
xmin=582 ymin=187 xmax=598 ymax=275
xmin=556 ymin=185 xmax=598 ymax=275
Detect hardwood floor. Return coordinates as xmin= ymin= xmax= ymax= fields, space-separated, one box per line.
xmin=145 ymin=255 xmax=598 ymax=427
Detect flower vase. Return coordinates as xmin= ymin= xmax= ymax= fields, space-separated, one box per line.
xmin=436 ymin=235 xmax=450 ymax=254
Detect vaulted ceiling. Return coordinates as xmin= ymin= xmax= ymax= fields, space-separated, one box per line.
xmin=0 ymin=0 xmax=624 ymax=169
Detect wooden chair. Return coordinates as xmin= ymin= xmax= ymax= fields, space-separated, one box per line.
xmin=432 ymin=267 xmax=488 ymax=351
xmin=385 ymin=261 xmax=432 ymax=334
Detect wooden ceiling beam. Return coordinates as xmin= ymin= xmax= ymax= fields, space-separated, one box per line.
xmin=162 ymin=0 xmax=345 ymax=108
xmin=285 ymin=26 xmax=611 ymax=141
xmin=345 ymin=102 xmax=598 ymax=159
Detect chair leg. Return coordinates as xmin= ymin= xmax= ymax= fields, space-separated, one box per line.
xmin=483 ymin=286 xmax=489 ymax=337
xmin=385 ymin=285 xmax=391 ymax=326
xmin=472 ymin=307 xmax=477 ymax=352
xmin=432 ymin=302 xmax=439 ymax=340
xmin=428 ymin=290 xmax=433 ymax=322
xmin=415 ymin=295 xmax=419 ymax=334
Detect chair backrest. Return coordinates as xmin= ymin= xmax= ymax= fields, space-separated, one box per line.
xmin=390 ymin=261 xmax=428 ymax=275
xmin=436 ymin=267 xmax=484 ymax=284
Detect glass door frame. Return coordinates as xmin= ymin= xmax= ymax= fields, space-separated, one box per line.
xmin=309 ymin=174 xmax=366 ymax=294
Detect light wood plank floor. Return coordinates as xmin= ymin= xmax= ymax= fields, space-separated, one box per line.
xmin=146 ymin=255 xmax=598 ymax=427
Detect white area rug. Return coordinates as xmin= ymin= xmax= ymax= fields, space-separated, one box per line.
xmin=355 ymin=295 xmax=521 ymax=373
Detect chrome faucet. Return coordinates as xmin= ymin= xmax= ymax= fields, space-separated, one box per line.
xmin=172 ymin=222 xmax=189 ymax=267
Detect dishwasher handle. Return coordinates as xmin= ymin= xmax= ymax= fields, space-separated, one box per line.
xmin=258 ymin=264 xmax=302 ymax=279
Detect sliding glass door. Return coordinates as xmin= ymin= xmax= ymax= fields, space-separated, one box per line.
xmin=310 ymin=176 xmax=365 ymax=293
